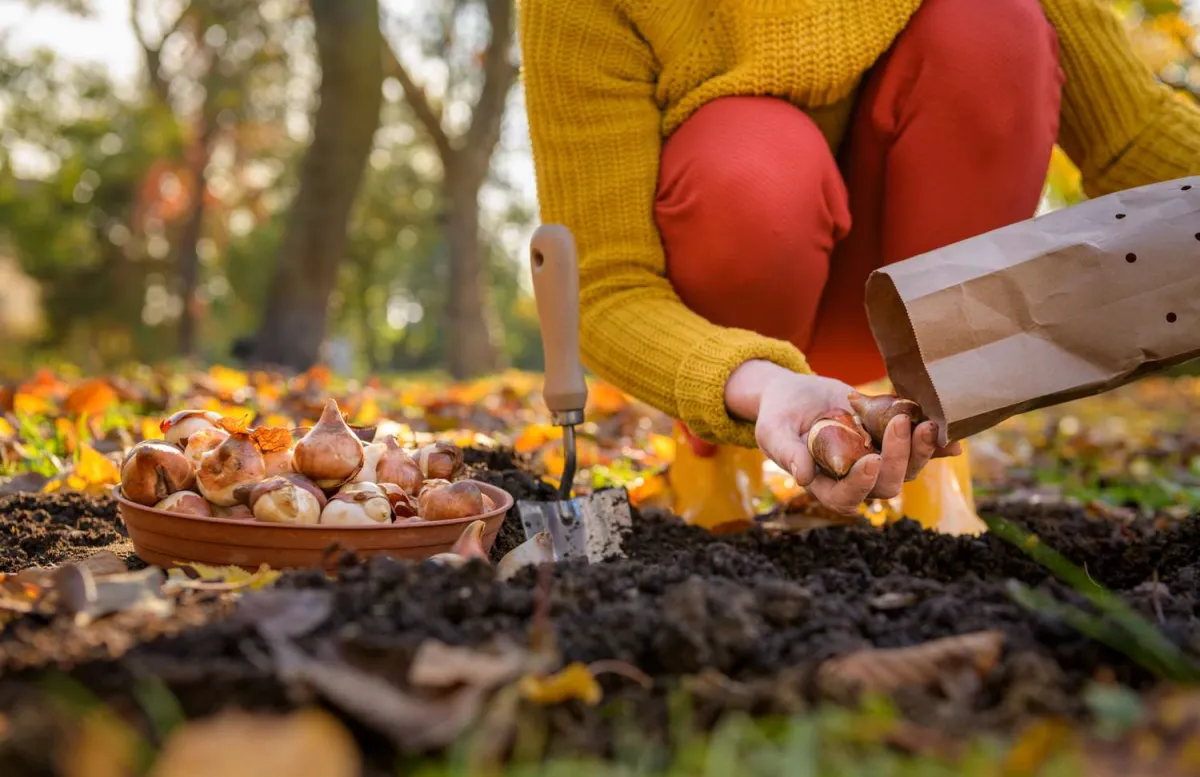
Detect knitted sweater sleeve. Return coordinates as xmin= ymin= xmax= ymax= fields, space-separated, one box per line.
xmin=1041 ymin=0 xmax=1200 ymax=195
xmin=518 ymin=0 xmax=811 ymax=447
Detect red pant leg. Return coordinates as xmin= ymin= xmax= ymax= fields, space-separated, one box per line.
xmin=803 ymin=0 xmax=1065 ymax=386
xmin=656 ymin=96 xmax=851 ymax=351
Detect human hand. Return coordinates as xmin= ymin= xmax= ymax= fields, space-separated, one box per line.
xmin=725 ymin=361 xmax=961 ymax=515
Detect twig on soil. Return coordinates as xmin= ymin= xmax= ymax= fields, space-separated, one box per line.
xmin=1152 ymin=569 xmax=1165 ymax=625
xmin=587 ymin=659 xmax=654 ymax=690
xmin=528 ymin=562 xmax=554 ymax=656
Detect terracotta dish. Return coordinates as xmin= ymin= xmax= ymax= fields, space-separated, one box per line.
xmin=114 ymin=480 xmax=513 ymax=571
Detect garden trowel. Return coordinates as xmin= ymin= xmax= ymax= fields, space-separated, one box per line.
xmin=516 ymin=224 xmax=632 ymax=562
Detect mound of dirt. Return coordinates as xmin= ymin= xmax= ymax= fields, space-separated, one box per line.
xmin=0 ymin=460 xmax=1197 ymax=774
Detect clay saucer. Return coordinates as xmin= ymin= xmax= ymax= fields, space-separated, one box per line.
xmin=113 ymin=480 xmax=512 ymax=571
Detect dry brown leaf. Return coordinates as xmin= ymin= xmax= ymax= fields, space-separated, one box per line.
xmin=75 ymin=551 xmax=129 ymax=577
xmin=150 ymin=708 xmax=360 ymax=777
xmin=53 ymin=565 xmax=173 ymax=626
xmin=217 ymin=415 xmax=253 ymax=434
xmin=816 ymin=630 xmax=1005 ymax=700
xmin=408 ymin=639 xmax=528 ymax=690
xmin=252 ymin=426 xmax=293 ymax=453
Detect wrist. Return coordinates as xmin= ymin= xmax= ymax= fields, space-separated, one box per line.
xmin=724 ymin=360 xmax=795 ymax=422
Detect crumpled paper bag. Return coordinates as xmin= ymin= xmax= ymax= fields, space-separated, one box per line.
xmin=865 ymin=176 xmax=1200 ymax=447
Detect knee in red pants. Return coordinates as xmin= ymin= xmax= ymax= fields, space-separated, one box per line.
xmin=655 ymin=96 xmax=851 ymax=350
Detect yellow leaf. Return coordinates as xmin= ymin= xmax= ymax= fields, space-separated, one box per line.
xmin=55 ymin=418 xmax=79 ymax=454
xmin=207 ymin=364 xmax=249 ymax=397
xmin=518 ymin=662 xmax=603 ymax=707
xmin=586 ymin=381 xmax=628 ymax=415
xmin=150 ymin=708 xmax=359 ymax=777
xmin=77 ymin=444 xmax=121 ymax=487
xmin=261 ymin=413 xmax=294 ymax=429
xmin=0 ymin=417 xmax=15 ymax=438
xmin=171 ymin=562 xmax=281 ymax=590
xmin=62 ymin=708 xmax=143 ymax=777
xmin=645 ymin=433 xmax=676 ymax=464
xmin=13 ymin=392 xmax=52 ymax=417
xmin=354 ymin=395 xmax=381 ymax=425
xmin=141 ymin=418 xmax=164 ymax=441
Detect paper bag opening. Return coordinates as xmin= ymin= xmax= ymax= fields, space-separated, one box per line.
xmin=865 ymin=176 xmax=1200 ymax=448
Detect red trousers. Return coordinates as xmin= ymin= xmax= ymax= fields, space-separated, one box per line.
xmin=658 ymin=0 xmax=1065 ymax=394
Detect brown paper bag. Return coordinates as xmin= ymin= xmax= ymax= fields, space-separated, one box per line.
xmin=865 ymin=176 xmax=1200 ymax=447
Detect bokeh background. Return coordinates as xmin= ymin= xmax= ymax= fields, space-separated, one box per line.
xmin=0 ymin=0 xmax=1196 ymax=380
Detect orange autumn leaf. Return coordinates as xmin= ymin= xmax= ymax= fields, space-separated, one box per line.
xmin=514 ymin=423 xmax=561 ymax=454
xmin=207 ymin=365 xmax=249 ymax=398
xmin=586 ymin=381 xmax=628 ymax=415
xmin=77 ymin=444 xmax=121 ymax=486
xmin=64 ymin=379 xmax=118 ymax=417
xmin=252 ymin=427 xmax=292 ymax=453
xmin=18 ymin=367 xmax=67 ymax=399
xmin=55 ymin=417 xmax=80 ymax=455
xmin=644 ymin=433 xmax=676 ymax=464
xmin=217 ymin=415 xmax=253 ymax=435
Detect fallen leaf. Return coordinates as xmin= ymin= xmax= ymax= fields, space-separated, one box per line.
xmin=233 ymin=589 xmax=333 ymax=639
xmin=815 ymin=630 xmax=1005 ymax=701
xmin=0 ymin=416 xmax=14 ymax=437
xmin=408 ymin=639 xmax=528 ymax=690
xmin=54 ymin=565 xmax=173 ymax=626
xmin=0 ymin=471 xmax=50 ymax=495
xmin=169 ymin=562 xmax=281 ymax=591
xmin=217 ymin=415 xmax=253 ymax=434
xmin=74 ymin=444 xmax=121 ymax=491
xmin=61 ymin=707 xmax=144 ymax=777
xmin=251 ymin=427 xmax=292 ymax=453
xmin=13 ymin=391 xmax=53 ymax=416
xmin=64 ymin=379 xmax=118 ymax=417
xmin=519 ymin=662 xmax=603 ymax=707
xmin=75 ymin=551 xmax=129 ymax=577
xmin=150 ymin=708 xmax=359 ymax=777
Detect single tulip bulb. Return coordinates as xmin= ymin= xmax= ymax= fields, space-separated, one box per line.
xmin=847 ymin=391 xmax=924 ymax=448
xmin=379 ymin=483 xmax=419 ymax=519
xmin=160 ymin=410 xmax=223 ymax=447
xmin=320 ymin=490 xmax=392 ymax=525
xmin=120 ymin=440 xmax=197 ymax=506
xmin=808 ymin=416 xmax=873 ymax=479
xmin=416 ymin=441 xmax=464 ymax=481
xmin=154 ymin=490 xmax=213 ymax=517
xmin=375 ymin=437 xmax=424 ymax=494
xmin=183 ymin=427 xmax=229 ymax=469
xmin=293 ymin=399 xmax=364 ymax=489
xmin=249 ymin=475 xmax=323 ymax=525
xmin=497 ymin=531 xmax=554 ymax=581
xmin=449 ymin=519 xmax=489 ymax=561
xmin=419 ymin=481 xmax=485 ymax=521
xmin=263 ymin=448 xmax=294 ymax=478
xmin=196 ymin=432 xmax=267 ymax=506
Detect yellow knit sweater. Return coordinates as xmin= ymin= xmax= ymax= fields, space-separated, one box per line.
xmin=518 ymin=0 xmax=1200 ymax=447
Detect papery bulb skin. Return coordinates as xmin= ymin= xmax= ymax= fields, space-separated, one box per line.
xmin=196 ymin=432 xmax=266 ymax=507
xmin=263 ymin=448 xmax=294 ymax=478
xmin=248 ymin=476 xmax=322 ymax=525
xmin=807 ymin=418 xmax=873 ymax=479
xmin=847 ymin=392 xmax=925 ymax=448
xmin=183 ymin=428 xmax=230 ymax=469
xmin=375 ymin=437 xmax=424 ymax=495
xmin=379 ymin=483 xmax=419 ymax=519
xmin=293 ymin=399 xmax=364 ymax=489
xmin=154 ymin=490 xmax=212 ymax=517
xmin=352 ymin=442 xmax=385 ymax=484
xmin=120 ymin=440 xmax=197 ymax=506
xmin=320 ymin=490 xmax=392 ymax=525
xmin=213 ymin=503 xmax=254 ymax=520
xmin=418 ymin=481 xmax=485 ymax=521
xmin=160 ymin=410 xmax=222 ymax=447
xmin=449 ymin=519 xmax=489 ymax=561
xmin=338 ymin=481 xmax=383 ymax=496
xmin=415 ymin=441 xmax=464 ymax=481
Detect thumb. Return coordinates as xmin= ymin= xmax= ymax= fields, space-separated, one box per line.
xmin=759 ymin=426 xmax=815 ymax=486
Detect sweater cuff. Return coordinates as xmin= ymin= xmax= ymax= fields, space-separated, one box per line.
xmin=674 ymin=329 xmax=812 ymax=448
xmin=1088 ymin=93 xmax=1200 ymax=196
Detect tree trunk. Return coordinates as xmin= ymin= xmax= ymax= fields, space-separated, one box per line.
xmin=248 ymin=0 xmax=382 ymax=370
xmin=177 ymin=112 xmax=216 ymax=359
xmin=444 ymin=166 xmax=498 ymax=379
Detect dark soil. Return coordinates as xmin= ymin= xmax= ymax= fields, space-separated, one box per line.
xmin=0 ymin=449 xmax=1198 ymax=776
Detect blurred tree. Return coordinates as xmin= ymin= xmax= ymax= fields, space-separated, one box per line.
xmin=384 ymin=0 xmax=518 ymax=380
xmin=246 ymin=0 xmax=383 ymax=371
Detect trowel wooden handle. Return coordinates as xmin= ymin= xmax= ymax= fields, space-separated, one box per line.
xmin=530 ymin=224 xmax=587 ymax=422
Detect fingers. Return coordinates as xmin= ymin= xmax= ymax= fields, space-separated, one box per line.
xmin=758 ymin=425 xmax=816 ymax=487
xmin=807 ymin=454 xmax=882 ymax=515
xmin=869 ymin=415 xmax=912 ymax=499
xmin=903 ymin=420 xmax=940 ymax=482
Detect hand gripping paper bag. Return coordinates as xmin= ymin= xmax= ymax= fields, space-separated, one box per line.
xmin=865 ymin=176 xmax=1200 ymax=448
